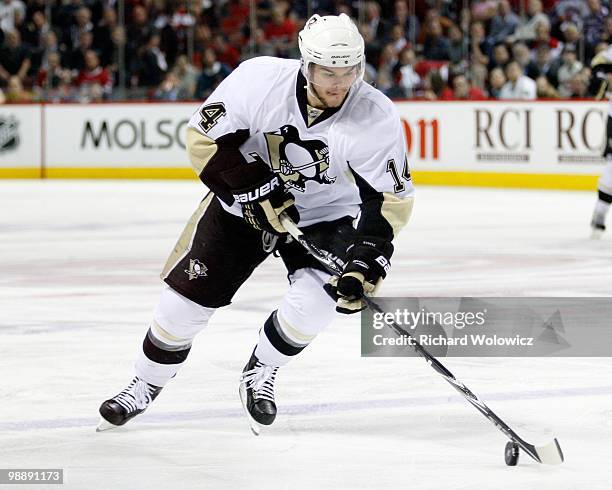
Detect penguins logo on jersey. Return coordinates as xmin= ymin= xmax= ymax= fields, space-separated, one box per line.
xmin=185 ymin=259 xmax=207 ymax=280
xmin=263 ymin=125 xmax=336 ymax=192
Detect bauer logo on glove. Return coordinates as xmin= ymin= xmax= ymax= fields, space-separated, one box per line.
xmin=232 ymin=173 xmax=299 ymax=235
xmin=375 ymin=255 xmax=391 ymax=274
xmin=233 ymin=177 xmax=281 ymax=203
xmin=324 ymin=236 xmax=394 ymax=314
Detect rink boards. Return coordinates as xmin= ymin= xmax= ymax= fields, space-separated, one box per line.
xmin=0 ymin=100 xmax=607 ymax=189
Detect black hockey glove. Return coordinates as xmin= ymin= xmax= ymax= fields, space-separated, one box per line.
xmin=232 ymin=174 xmax=299 ymax=235
xmin=324 ymin=237 xmax=394 ymax=314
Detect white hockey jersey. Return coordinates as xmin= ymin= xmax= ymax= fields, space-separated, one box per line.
xmin=591 ymin=45 xmax=612 ymax=115
xmin=187 ymin=57 xmax=414 ymax=237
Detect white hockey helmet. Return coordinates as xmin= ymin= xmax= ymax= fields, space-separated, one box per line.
xmin=298 ymin=13 xmax=365 ymax=82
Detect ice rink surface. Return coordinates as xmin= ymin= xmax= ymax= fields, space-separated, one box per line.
xmin=1 ymin=180 xmax=611 ymax=490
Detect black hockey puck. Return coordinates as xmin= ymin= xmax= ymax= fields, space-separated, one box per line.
xmin=504 ymin=441 xmax=520 ymax=466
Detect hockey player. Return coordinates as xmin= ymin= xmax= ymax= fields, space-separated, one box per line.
xmin=590 ymin=44 xmax=612 ymax=237
xmin=98 ymin=14 xmax=414 ymax=434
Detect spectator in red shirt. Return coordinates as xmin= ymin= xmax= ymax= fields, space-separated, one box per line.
xmin=530 ymin=20 xmax=560 ymax=53
xmin=264 ymin=6 xmax=296 ymax=41
xmin=213 ymin=34 xmax=240 ymax=68
xmin=263 ymin=6 xmax=296 ymax=57
xmin=74 ymin=50 xmax=112 ymax=101
xmin=440 ymin=73 xmax=487 ymax=100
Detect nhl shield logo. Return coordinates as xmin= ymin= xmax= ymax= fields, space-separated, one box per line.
xmin=0 ymin=115 xmax=19 ymax=154
xmin=185 ymin=259 xmax=208 ymax=280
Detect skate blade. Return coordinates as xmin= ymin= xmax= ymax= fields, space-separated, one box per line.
xmin=591 ymin=228 xmax=604 ymax=240
xmin=96 ymin=417 xmax=119 ymax=432
xmin=239 ymin=384 xmax=262 ymax=436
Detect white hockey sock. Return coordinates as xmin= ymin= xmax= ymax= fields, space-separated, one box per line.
xmin=254 ymin=327 xmax=295 ymax=367
xmin=254 ymin=309 xmax=318 ymax=367
xmin=594 ymin=199 xmax=610 ymax=217
xmin=135 ymin=286 xmax=216 ymax=386
xmin=135 ymin=346 xmax=183 ymax=387
xmin=255 ymin=268 xmax=336 ymax=367
xmin=134 ymin=321 xmax=192 ymax=387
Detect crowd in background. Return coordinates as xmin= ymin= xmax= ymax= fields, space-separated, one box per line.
xmin=0 ymin=0 xmax=610 ymax=103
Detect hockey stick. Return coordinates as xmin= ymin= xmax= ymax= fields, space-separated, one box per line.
xmin=279 ymin=214 xmax=564 ymax=466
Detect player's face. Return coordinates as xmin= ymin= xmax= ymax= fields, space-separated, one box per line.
xmin=309 ymin=64 xmax=360 ymax=108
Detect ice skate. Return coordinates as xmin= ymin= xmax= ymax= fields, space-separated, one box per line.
xmin=591 ymin=211 xmax=606 ymax=239
xmin=97 ymin=377 xmax=162 ymax=431
xmin=239 ymin=352 xmax=279 ymax=436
